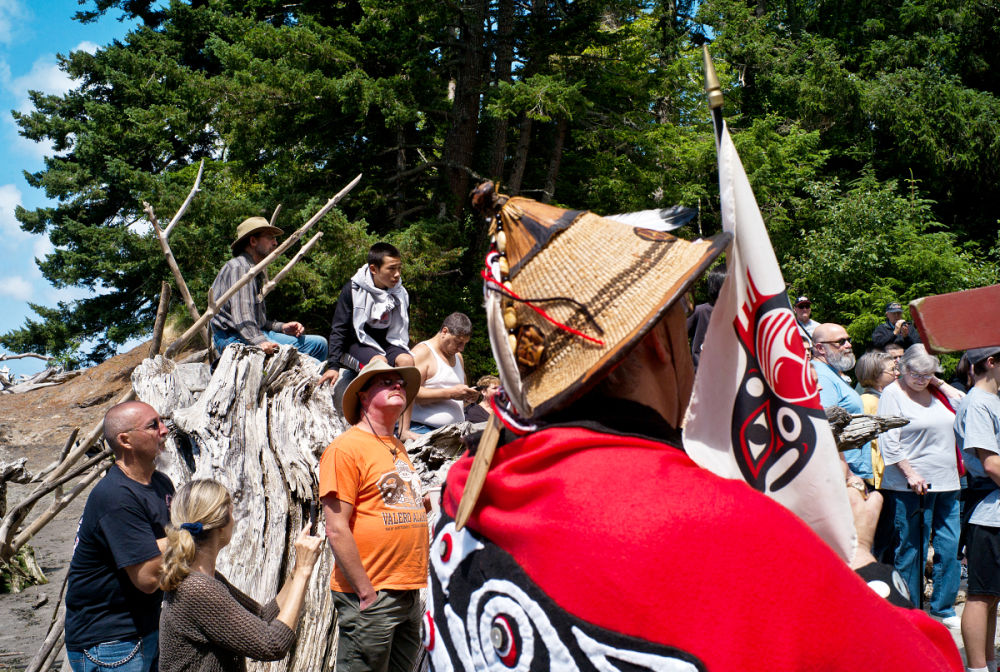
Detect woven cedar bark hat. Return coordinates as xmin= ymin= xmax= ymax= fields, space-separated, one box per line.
xmin=231 ymin=216 xmax=284 ymax=254
xmin=473 ymin=182 xmax=729 ymax=421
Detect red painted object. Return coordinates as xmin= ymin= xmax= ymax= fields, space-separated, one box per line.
xmin=910 ymin=284 xmax=1000 ymax=354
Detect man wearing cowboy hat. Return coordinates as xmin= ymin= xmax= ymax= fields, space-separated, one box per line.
xmin=319 ymin=360 xmax=427 ymax=672
xmin=209 ymin=216 xmax=328 ymax=360
xmin=421 ymin=183 xmax=960 ymax=671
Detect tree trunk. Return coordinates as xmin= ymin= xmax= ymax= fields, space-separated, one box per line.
xmin=541 ymin=118 xmax=567 ymax=203
xmin=441 ymin=0 xmax=488 ymax=217
xmin=507 ymin=115 xmax=533 ymax=195
xmin=487 ymin=0 xmax=516 ymax=181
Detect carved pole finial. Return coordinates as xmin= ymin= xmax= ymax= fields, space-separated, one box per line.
xmin=703 ymin=45 xmax=724 ymax=110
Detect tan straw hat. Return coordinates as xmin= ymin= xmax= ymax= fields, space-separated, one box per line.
xmin=231 ymin=216 xmax=284 ymax=253
xmin=341 ymin=360 xmax=421 ymax=425
xmin=472 ymin=181 xmax=729 ymax=421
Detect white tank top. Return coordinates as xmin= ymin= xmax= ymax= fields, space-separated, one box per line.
xmin=411 ymin=340 xmax=465 ymax=427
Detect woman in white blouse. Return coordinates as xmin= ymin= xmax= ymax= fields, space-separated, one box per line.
xmin=878 ymin=344 xmax=961 ymax=628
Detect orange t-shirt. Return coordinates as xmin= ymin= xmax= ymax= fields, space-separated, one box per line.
xmin=319 ymin=426 xmax=429 ymax=592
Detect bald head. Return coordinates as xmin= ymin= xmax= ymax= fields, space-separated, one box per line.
xmin=810 ymin=322 xmax=855 ymax=372
xmin=103 ymin=401 xmax=154 ymax=454
xmin=810 ymin=323 xmax=844 ymax=344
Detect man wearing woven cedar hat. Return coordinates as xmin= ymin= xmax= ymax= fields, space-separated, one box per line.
xmin=421 ymin=183 xmax=961 ymax=671
xmin=210 ymin=217 xmax=328 ymax=360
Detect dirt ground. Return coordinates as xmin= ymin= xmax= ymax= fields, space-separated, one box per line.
xmin=0 ymin=342 xmax=150 ymax=670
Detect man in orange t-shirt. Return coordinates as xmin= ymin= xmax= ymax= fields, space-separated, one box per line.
xmin=320 ymin=360 xmax=428 ymax=672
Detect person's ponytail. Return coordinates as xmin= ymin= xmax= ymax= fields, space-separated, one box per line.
xmin=157 ymin=479 xmax=232 ymax=592
xmin=159 ymin=524 xmax=198 ymax=591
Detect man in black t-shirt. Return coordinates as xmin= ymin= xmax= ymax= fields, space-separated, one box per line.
xmin=65 ymin=401 xmax=174 ymax=672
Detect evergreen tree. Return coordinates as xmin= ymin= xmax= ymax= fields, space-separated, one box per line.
xmin=3 ymin=0 xmax=996 ymax=378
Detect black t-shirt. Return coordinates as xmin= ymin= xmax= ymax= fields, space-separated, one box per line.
xmin=64 ymin=465 xmax=174 ymax=650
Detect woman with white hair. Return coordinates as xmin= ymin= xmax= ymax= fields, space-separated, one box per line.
xmin=878 ymin=344 xmax=962 ymax=628
xmin=158 ymin=480 xmax=324 ymax=672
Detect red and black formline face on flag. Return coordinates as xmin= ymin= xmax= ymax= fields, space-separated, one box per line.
xmin=731 ymin=273 xmax=824 ymax=493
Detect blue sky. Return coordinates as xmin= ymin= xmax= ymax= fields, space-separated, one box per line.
xmin=0 ymin=1 xmax=135 ymax=377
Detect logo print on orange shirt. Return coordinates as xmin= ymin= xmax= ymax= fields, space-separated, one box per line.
xmin=377 ymin=460 xmax=421 ymax=510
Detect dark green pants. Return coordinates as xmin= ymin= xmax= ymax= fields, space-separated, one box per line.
xmin=331 ymin=589 xmax=422 ymax=672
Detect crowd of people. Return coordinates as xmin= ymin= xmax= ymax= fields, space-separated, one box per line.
xmin=792 ymin=294 xmax=1000 ymax=672
xmin=63 ymin=202 xmax=996 ymax=672
xmin=62 ymin=216 xmax=497 ymax=672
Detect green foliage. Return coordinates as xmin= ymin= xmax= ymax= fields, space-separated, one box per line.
xmin=4 ymin=0 xmax=999 ymax=372
xmin=780 ymin=171 xmax=997 ymax=351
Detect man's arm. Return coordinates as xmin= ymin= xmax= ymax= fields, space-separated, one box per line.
xmin=123 ymin=537 xmax=167 ymax=594
xmin=871 ymin=322 xmax=893 ymax=350
xmin=413 ymin=344 xmax=477 ymax=404
xmin=321 ymin=494 xmax=377 ymax=609
xmin=325 ymin=285 xmax=354 ymax=369
xmin=977 ymin=450 xmax=1000 ymax=488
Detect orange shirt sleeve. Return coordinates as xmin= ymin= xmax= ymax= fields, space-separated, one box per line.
xmin=319 ymin=438 xmax=359 ymax=505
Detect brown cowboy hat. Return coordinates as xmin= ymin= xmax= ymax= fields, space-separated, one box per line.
xmin=230 ymin=216 xmax=284 ymax=254
xmin=472 ymin=181 xmax=729 ymax=420
xmin=341 ymin=360 xmax=421 ymax=425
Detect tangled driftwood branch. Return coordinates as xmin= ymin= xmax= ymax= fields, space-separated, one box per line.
xmin=824 ymin=406 xmax=910 ymax=452
xmin=145 ymin=201 xmax=209 ymax=349
xmin=0 ymin=353 xmax=53 ymax=362
xmin=258 ymin=232 xmax=323 ymax=301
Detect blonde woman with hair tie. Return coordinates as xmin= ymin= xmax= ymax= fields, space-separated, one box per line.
xmin=158 ymin=480 xmax=323 ymax=672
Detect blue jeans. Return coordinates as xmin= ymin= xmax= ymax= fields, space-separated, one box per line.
xmin=67 ymin=631 xmax=158 ymax=672
xmin=408 ymin=422 xmax=435 ymax=435
xmin=213 ymin=329 xmax=328 ymax=362
xmin=891 ymin=489 xmax=961 ymax=617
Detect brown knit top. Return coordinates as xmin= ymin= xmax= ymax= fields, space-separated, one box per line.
xmin=159 ymin=571 xmax=296 ymax=672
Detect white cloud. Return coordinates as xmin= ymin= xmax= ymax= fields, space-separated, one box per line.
xmin=0 ymin=183 xmax=26 ymax=242
xmin=32 ymin=235 xmax=52 ymax=263
xmin=0 ymin=275 xmax=32 ymax=300
xmin=0 ymin=0 xmax=28 ymax=47
xmin=75 ymin=41 xmax=99 ymax=55
xmin=9 ymin=55 xmax=73 ymax=113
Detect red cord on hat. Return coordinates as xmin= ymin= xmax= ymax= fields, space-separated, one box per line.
xmin=481 ymin=270 xmax=605 ymax=346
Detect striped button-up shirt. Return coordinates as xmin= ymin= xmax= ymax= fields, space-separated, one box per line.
xmin=210 ymin=253 xmax=282 ymax=345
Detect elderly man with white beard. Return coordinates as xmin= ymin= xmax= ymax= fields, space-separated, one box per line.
xmin=812 ymin=322 xmax=873 ymax=484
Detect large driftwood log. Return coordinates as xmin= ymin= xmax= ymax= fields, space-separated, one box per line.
xmin=134 ymin=345 xmax=345 ymax=672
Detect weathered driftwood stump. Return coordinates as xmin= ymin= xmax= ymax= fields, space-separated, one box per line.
xmin=132 ymin=344 xmax=473 ymax=672
xmin=135 ymin=345 xmax=344 ymax=672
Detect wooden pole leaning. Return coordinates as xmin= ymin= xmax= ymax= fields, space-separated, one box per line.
xmin=259 ymin=232 xmax=324 ymax=301
xmin=165 ymin=173 xmax=362 ymax=359
xmin=144 ymin=202 xmax=209 ymax=348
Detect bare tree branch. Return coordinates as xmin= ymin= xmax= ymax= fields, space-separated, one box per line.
xmin=270 ymin=203 xmax=282 ymax=227
xmin=144 ymin=201 xmax=210 ymax=348
xmin=163 ymin=158 xmax=204 ymax=238
xmin=0 ymin=353 xmax=53 ymax=363
xmin=149 ymin=281 xmax=171 ymax=358
xmin=259 ymin=232 xmax=323 ymax=300
xmin=11 ymin=459 xmax=110 ymax=555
